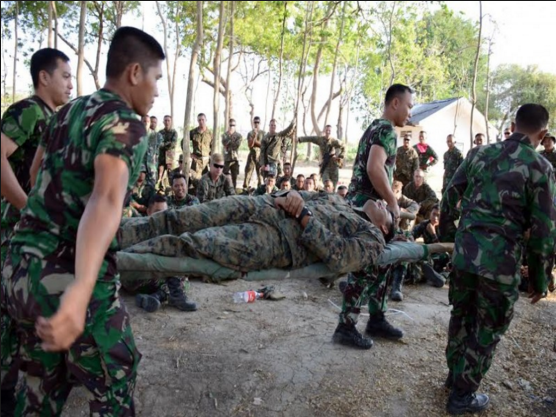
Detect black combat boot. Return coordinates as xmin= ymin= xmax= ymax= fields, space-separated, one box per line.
xmin=338 ymin=280 xmax=348 ymax=294
xmin=366 ymin=312 xmax=404 ymax=340
xmin=332 ymin=323 xmax=373 ymax=349
xmin=447 ymin=390 xmax=490 ymax=415
xmin=422 ymin=262 xmax=446 ymax=288
xmin=167 ymin=277 xmax=197 ymax=311
xmin=444 ymin=371 xmax=454 ymax=390
xmin=135 ymin=288 xmax=168 ymax=313
xmin=390 ymin=267 xmax=404 ymax=302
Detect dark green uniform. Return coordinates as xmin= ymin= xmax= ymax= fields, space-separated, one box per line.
xmin=440 ymin=134 xmax=556 ymax=394
xmin=298 ymin=136 xmax=345 ymax=187
xmin=197 ymin=173 xmax=235 ymax=203
xmin=222 ymin=131 xmax=243 ymax=189
xmin=1 ymin=89 xmax=146 ymax=415
xmin=244 ymin=129 xmax=265 ymax=188
xmin=259 ymin=121 xmax=296 ymax=178
xmin=145 ymin=129 xmax=162 ymax=181
xmin=413 ymin=143 xmax=439 ymax=171
xmin=189 ymin=127 xmax=213 ymax=180
xmin=403 ymin=181 xmax=439 ymax=218
xmin=539 ymin=148 xmax=556 ymax=171
xmin=254 ymin=185 xmax=279 ymax=196
xmin=158 ymin=128 xmax=177 ymax=169
xmin=168 ymin=194 xmax=200 ymax=209
xmin=394 ymin=145 xmax=419 ymax=187
xmin=442 ymin=147 xmax=464 ymax=194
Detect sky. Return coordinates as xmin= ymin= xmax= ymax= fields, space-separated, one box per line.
xmin=2 ymin=1 xmax=555 ymax=142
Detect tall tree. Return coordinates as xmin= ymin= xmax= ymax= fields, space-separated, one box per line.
xmin=77 ymin=1 xmax=87 ymax=96
xmin=48 ymin=1 xmax=53 ymax=47
xmin=212 ymin=0 xmax=225 ymax=153
xmin=225 ymin=0 xmax=235 ymax=123
xmin=12 ymin=0 xmax=18 ymax=102
xmin=469 ymin=1 xmax=483 ymax=148
xmin=271 ymin=1 xmax=287 ymax=120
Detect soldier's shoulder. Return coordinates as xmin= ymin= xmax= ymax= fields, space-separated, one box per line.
xmin=2 ymin=96 xmax=46 ymax=119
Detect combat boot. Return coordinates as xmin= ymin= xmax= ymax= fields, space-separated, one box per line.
xmin=444 ymin=371 xmax=454 ymax=390
xmin=1 ymin=388 xmax=16 ymax=417
xmin=332 ymin=323 xmax=373 ymax=349
xmin=366 ymin=312 xmax=404 ymax=340
xmin=167 ymin=277 xmax=197 ymax=311
xmin=422 ymin=262 xmax=446 ymax=288
xmin=447 ymin=390 xmax=490 ymax=415
xmin=135 ymin=288 xmax=168 ymax=313
xmin=390 ymin=268 xmax=404 ymax=302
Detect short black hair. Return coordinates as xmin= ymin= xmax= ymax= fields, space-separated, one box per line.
xmin=106 ymin=27 xmax=165 ymax=79
xmin=197 ymin=113 xmax=206 ymax=119
xmin=515 ymin=104 xmax=549 ymax=133
xmin=431 ymin=204 xmax=440 ymax=212
xmin=384 ymin=84 xmax=414 ymax=105
xmin=150 ymin=115 xmax=157 ymax=120
xmin=172 ymin=174 xmax=187 ymax=185
xmin=337 ymin=185 xmax=348 ymax=191
xmin=475 ymin=133 xmax=485 ymax=139
xmin=164 ymin=115 xmax=171 ymax=119
xmin=297 ymin=174 xmax=305 ymax=179
xmin=148 ymin=193 xmax=167 ymax=208
xmin=30 ymin=48 xmax=70 ymax=89
xmin=325 ymin=124 xmax=332 ymax=128
xmin=254 ymin=116 xmax=260 ymax=121
xmin=283 ymin=162 xmax=291 ymax=167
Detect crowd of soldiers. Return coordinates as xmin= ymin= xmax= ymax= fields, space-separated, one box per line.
xmin=0 ymin=26 xmax=554 ymax=417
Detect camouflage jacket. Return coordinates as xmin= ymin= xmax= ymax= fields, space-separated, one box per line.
xmin=443 ymin=147 xmax=464 ymax=190
xmin=347 ymin=119 xmax=397 ymax=206
xmin=247 ymin=129 xmax=265 ymax=151
xmin=413 ymin=143 xmax=439 ymax=170
xmin=12 ymin=89 xmax=147 ymax=281
xmin=197 ymin=173 xmax=236 ymax=203
xmin=259 ymin=120 xmax=296 ymax=166
xmin=254 ymin=185 xmax=279 ymax=196
xmin=298 ymin=135 xmax=345 ymax=165
xmin=402 ymin=182 xmax=438 ymax=206
xmin=412 ymin=220 xmax=439 ymax=244
xmin=168 ymin=194 xmax=200 ymax=209
xmin=145 ymin=129 xmax=162 ymax=178
xmin=190 ymin=127 xmax=213 ymax=157
xmin=539 ymin=148 xmax=556 ymax=171
xmin=398 ymin=194 xmax=419 ymax=214
xmin=159 ymin=128 xmax=177 ymax=152
xmin=222 ymin=131 xmax=243 ymax=162
xmin=1 ymin=96 xmax=54 ymax=231
xmin=395 ymin=146 xmax=419 ymax=179
xmin=440 ymin=133 xmax=556 ymax=292
xmin=131 ymin=180 xmax=156 ymax=207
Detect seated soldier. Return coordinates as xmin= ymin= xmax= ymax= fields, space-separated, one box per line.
xmin=310 ymin=173 xmax=323 ymax=191
xmin=323 ymin=179 xmax=335 ymax=193
xmin=276 ymin=162 xmax=295 ymax=189
xmin=392 ymin=180 xmax=419 ymax=231
xmin=293 ymin=174 xmax=305 ymax=191
xmin=336 ymin=185 xmax=348 ymax=199
xmin=403 ymin=169 xmax=439 ymax=222
xmin=122 ymin=194 xmax=197 ymax=312
xmin=412 ymin=205 xmax=450 ymax=273
xmin=197 ymin=153 xmax=235 ymax=203
xmin=304 ymin=177 xmax=316 ymax=192
xmin=254 ymin=174 xmax=279 ymax=196
xmin=168 ymin=174 xmax=199 ymax=208
xmin=280 ymin=179 xmax=291 ymax=191
xmin=123 ymin=170 xmax=155 ymax=217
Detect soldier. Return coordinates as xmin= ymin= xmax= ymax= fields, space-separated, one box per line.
xmin=157 ymin=114 xmax=178 ymax=184
xmin=503 ymin=128 xmax=511 ymax=140
xmin=539 ymin=132 xmax=556 ymax=171
xmin=337 ymin=185 xmax=348 ymax=199
xmin=403 ymin=169 xmax=439 ymax=222
xmin=1 ymin=48 xmax=73 ymax=412
xmin=392 ymin=180 xmax=419 ymax=231
xmin=474 ymin=133 xmax=485 ymax=147
xmin=254 ymin=174 xmax=279 ymax=196
xmin=259 ymin=118 xmax=296 ymax=179
xmin=323 ymin=179 xmax=335 ymax=193
xmin=394 ymin=133 xmax=419 ymax=187
xmin=442 ymin=134 xmax=464 ymax=194
xmin=128 ymin=170 xmax=156 ymax=216
xmin=304 ymin=177 xmax=316 ymax=192
xmin=440 ymin=104 xmax=555 ymax=415
xmin=276 ymin=162 xmax=294 ymax=189
xmin=197 ymin=153 xmax=235 ymax=203
xmin=280 ymin=179 xmax=291 ymax=191
xmin=190 ymin=113 xmax=213 ymax=181
xmin=298 ymin=124 xmax=345 ymax=187
xmin=168 ymin=174 xmax=200 ymax=208
xmin=293 ymin=174 xmax=305 ymax=191
xmin=169 ymin=154 xmax=185 ymax=185
xmin=144 ymin=115 xmax=162 ymax=183
xmin=413 ymin=131 xmax=439 ymax=172
xmin=243 ymin=116 xmax=265 ymax=189
xmin=338 ymin=84 xmax=414 ymax=349
xmin=1 ymin=27 xmax=164 ymax=415
xmin=222 ymin=118 xmax=243 ymax=190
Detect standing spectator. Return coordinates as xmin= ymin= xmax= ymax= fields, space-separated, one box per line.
xmin=539 ymin=132 xmax=556 ymax=170
xmin=259 ymin=119 xmax=296 ymax=179
xmin=158 ymin=114 xmax=177 ymax=183
xmin=243 ymin=116 xmax=265 ymax=189
xmin=189 ymin=113 xmax=213 ymax=181
xmin=474 ymin=133 xmax=485 ymax=147
xmin=442 ymin=134 xmax=464 ymax=194
xmin=277 ymin=162 xmax=294 ymax=189
xmin=394 ymin=133 xmax=419 ymax=187
xmin=222 ymin=118 xmax=242 ymax=190
xmin=413 ymin=131 xmax=438 ymax=172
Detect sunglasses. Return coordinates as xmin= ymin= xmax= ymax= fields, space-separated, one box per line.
xmin=504 ymin=132 xmax=510 ymax=135
xmin=230 ymin=125 xmax=236 ymax=127
xmin=254 ymin=121 xmax=260 ymax=124
xmin=213 ymin=163 xmax=225 ymax=169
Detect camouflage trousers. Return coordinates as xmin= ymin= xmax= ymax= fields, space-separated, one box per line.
xmin=224 ymin=159 xmax=240 ymax=190
xmin=321 ymin=165 xmax=339 ymax=188
xmin=243 ymin=149 xmax=262 ymax=188
xmin=339 ymin=267 xmax=390 ymax=326
xmin=1 ymin=249 xmax=141 ymax=416
xmin=446 ymin=269 xmax=519 ymax=393
xmin=190 ymin=156 xmax=210 ymax=182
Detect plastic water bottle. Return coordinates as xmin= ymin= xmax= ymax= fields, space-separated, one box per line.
xmin=233 ymin=291 xmax=263 ymax=303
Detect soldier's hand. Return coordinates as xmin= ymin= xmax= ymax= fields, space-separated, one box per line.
xmin=275 ymin=190 xmax=304 ymax=218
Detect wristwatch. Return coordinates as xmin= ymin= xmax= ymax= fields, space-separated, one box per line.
xmin=297 ymin=206 xmax=313 ymax=223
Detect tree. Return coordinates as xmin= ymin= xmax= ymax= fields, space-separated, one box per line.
xmin=225 ymin=0 xmax=235 ymax=124
xmin=469 ymin=1 xmax=483 ymax=148
xmin=212 ymin=0 xmax=225 ymax=153
xmin=77 ymin=1 xmax=87 ymax=97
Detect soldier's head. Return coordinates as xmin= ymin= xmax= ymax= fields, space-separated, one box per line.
xmin=269 ymin=119 xmax=277 ymax=135
xmin=360 ymin=200 xmax=395 ymax=242
xmin=474 ymin=133 xmax=485 ymax=147
xmin=163 ymin=115 xmax=172 ymax=130
xmin=266 ymin=174 xmax=276 ymax=189
xmin=305 ymin=177 xmax=316 ymax=192
xmin=172 ymin=174 xmax=188 ymax=200
xmin=418 ymin=131 xmax=427 ymax=144
xmin=514 ymin=104 xmax=549 ymax=148
xmin=281 ymin=180 xmax=291 ymax=191
xmin=323 ymin=179 xmax=334 ymax=193
xmin=392 ymin=180 xmax=403 ymax=199
xmin=210 ymin=153 xmax=225 ymax=178
xmin=429 ymin=204 xmax=440 ymax=226
xmin=402 ymin=134 xmax=411 ymax=148
xmin=105 ymin=27 xmax=165 ymax=116
xmin=296 ymin=174 xmax=305 ymax=189
xmin=150 ymin=115 xmax=158 ymax=130
xmin=31 ymin=48 xmax=73 ymax=108
xmin=413 ymin=169 xmax=425 ymax=187
xmin=337 ymin=185 xmax=348 ymax=198
xmin=503 ymin=128 xmax=511 ymax=139
xmin=142 ymin=114 xmax=150 ymax=128
xmin=178 ymin=154 xmax=184 ymax=167
xmin=147 ymin=193 xmax=168 ymax=216
xmin=228 ymin=118 xmax=236 ymax=133
xmin=324 ymin=125 xmax=332 ymax=137
xmin=542 ymin=133 xmax=555 ymax=151
xmin=197 ymin=113 xmax=207 ymax=129
xmin=137 ymin=170 xmax=147 ymax=186
xmin=253 ymin=116 xmax=261 ymax=128
xmin=446 ymin=134 xmax=455 ymax=150
xmin=283 ymin=162 xmax=292 ymax=177
xmin=384 ymin=84 xmax=414 ymax=128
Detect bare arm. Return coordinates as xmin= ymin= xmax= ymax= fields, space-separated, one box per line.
xmin=1 ymin=133 xmax=27 ymax=209
xmin=29 ymin=145 xmax=46 ymax=188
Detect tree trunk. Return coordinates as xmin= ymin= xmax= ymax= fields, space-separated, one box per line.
xmin=77 ymin=1 xmax=87 ymax=97
xmin=271 ymin=1 xmax=287 ymax=120
xmin=470 ymin=1 xmax=483 ymax=149
xmin=172 ymin=7 xmax=180 ymax=120
xmin=48 ymin=1 xmax=53 ymax=47
xmin=156 ymin=1 xmax=173 ymax=118
xmin=225 ymin=1 xmax=234 ymax=124
xmin=93 ymin=2 xmax=104 ymax=91
xmin=213 ymin=1 xmax=225 ymax=153
xmin=12 ymin=1 xmax=18 ymax=102
xmin=183 ymin=1 xmax=204 ymax=183
xmin=53 ymin=1 xmax=58 ymax=49
xmin=264 ymin=63 xmax=271 ymax=127
xmin=115 ymin=1 xmax=124 ymax=28
xmin=484 ymin=39 xmax=492 ymax=143
xmin=386 ymin=2 xmax=397 ymax=86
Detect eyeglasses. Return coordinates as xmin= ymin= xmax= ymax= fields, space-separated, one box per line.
xmin=213 ymin=163 xmax=224 ymax=169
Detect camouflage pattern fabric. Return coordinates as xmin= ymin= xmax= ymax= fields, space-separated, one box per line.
xmin=446 ymin=270 xmax=519 ymax=393
xmin=403 ymin=181 xmax=439 ymax=217
xmin=190 ymin=156 xmax=210 ymax=182
xmin=190 ymin=127 xmax=213 ymax=158
xmin=394 ymin=146 xmax=419 ymax=187
xmin=298 ymin=135 xmax=345 ymax=187
xmin=168 ymin=194 xmax=200 ymax=209
xmin=259 ymin=120 xmax=296 ymax=176
xmin=347 ymin=119 xmax=397 ymax=206
xmin=196 ymin=173 xmax=236 ymax=203
xmin=440 ymin=133 xmax=556 ymax=294
xmin=254 ymin=185 xmax=279 ymax=196
xmin=539 ymin=148 xmax=556 ymax=171
xmin=398 ymin=194 xmax=419 ymax=231
xmin=158 ymin=128 xmax=177 ymax=169
xmin=413 ymin=143 xmax=439 ymax=171
xmin=131 ymin=179 xmax=156 ymax=208
xmin=442 ymin=147 xmax=464 ymax=194
xmin=3 ymin=88 xmax=146 ymax=414
xmin=244 ymin=129 xmax=265 ymax=188
xmin=144 ymin=129 xmax=162 ymax=181
xmin=222 ymin=132 xmax=243 ymax=189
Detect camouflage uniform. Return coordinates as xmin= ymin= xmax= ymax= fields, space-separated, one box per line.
xmin=403 ymin=181 xmax=439 ymax=219
xmin=394 ymin=146 xmax=419 ymax=187
xmin=343 ymin=119 xmax=397 ymax=325
xmin=442 ymin=147 xmax=464 ymax=194
xmin=243 ymin=129 xmax=265 ymax=188
xmin=168 ymin=194 xmax=200 ymax=209
xmin=196 ymin=173 xmax=235 ymax=203
xmin=276 ymin=175 xmax=295 ymax=190
xmin=1 ymin=89 xmax=145 ymax=415
xmin=413 ymin=143 xmax=439 ymax=171
xmin=412 ymin=220 xmax=450 ymax=272
xmin=222 ymin=131 xmax=243 ymax=189
xmin=158 ymin=128 xmax=178 ymax=170
xmin=298 ymin=136 xmax=345 ymax=187
xmin=190 ymin=127 xmax=213 ymax=181
xmin=398 ymin=194 xmax=419 ymax=231
xmin=440 ymin=133 xmax=556 ymax=394
xmin=259 ymin=121 xmax=296 ymax=179
xmin=144 ymin=129 xmax=162 ymax=182
xmin=254 ymin=185 xmax=279 ymax=196
xmin=539 ymin=148 xmax=556 ymax=171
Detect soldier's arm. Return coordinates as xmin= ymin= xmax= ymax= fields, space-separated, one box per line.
xmin=333 ymin=139 xmax=346 ymax=158
xmin=233 ymin=134 xmax=243 ymax=150
xmin=276 ymin=119 xmax=296 ymax=138
xmin=412 ymin=222 xmax=426 ymax=240
xmin=224 ymin=175 xmax=235 ymax=196
xmin=428 ymin=146 xmax=439 ymax=166
xmin=170 ymin=130 xmax=178 ymax=145
xmin=367 ymin=145 xmax=398 ymax=210
xmin=423 ymin=184 xmax=439 ymax=204
xmin=253 ymin=131 xmax=263 ymax=148
xmin=30 ymin=145 xmax=46 ymax=188
xmin=222 ymin=133 xmax=229 ymax=149
xmin=399 ymin=194 xmax=419 ymax=214
xmin=259 ymin=136 xmax=268 ymax=166
xmin=412 ymin=150 xmax=419 ymax=173
xmin=297 ymin=136 xmax=320 ymax=145
xmin=197 ymin=178 xmax=208 ymax=203
xmin=1 ymin=133 xmax=27 ymax=209
xmin=439 ymin=157 xmax=469 ymax=241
